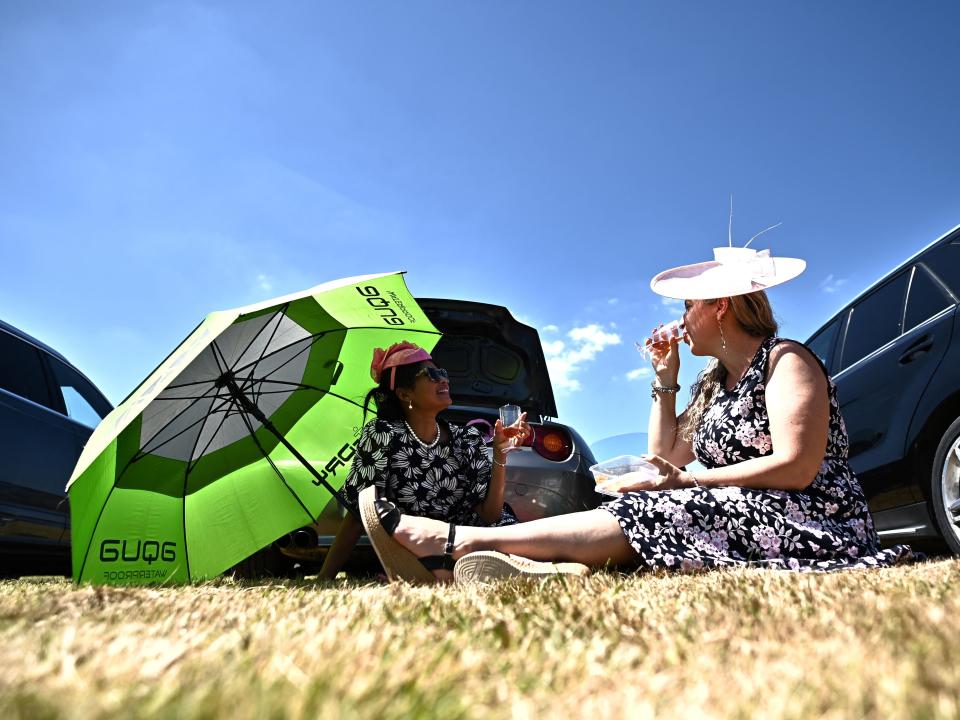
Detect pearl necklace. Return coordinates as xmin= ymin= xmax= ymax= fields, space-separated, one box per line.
xmin=404 ymin=420 xmax=441 ymax=449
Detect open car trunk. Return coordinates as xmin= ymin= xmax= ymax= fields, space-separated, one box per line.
xmin=416 ymin=298 xmax=558 ymax=421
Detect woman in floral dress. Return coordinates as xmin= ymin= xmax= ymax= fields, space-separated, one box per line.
xmin=318 ymin=341 xmax=528 ymax=579
xmin=364 ymin=246 xmax=916 ymax=583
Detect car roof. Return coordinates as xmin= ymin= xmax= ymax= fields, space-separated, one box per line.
xmin=0 ymin=317 xmax=72 ymax=365
xmin=807 ymin=222 xmax=960 ymax=340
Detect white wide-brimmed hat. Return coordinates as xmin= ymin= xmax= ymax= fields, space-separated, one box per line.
xmin=650 ymin=247 xmax=806 ymax=300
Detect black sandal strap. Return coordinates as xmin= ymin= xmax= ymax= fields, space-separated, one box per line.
xmin=417 ymin=523 xmax=457 ymax=571
xmin=444 ymin=522 xmax=456 ymax=557
xmin=373 ymin=496 xmax=401 ymax=535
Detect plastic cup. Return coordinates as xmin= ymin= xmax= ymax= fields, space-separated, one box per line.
xmin=651 ymin=318 xmax=686 ymax=345
xmin=636 ymin=317 xmax=687 ymax=358
xmin=499 ymin=404 xmax=521 ymax=427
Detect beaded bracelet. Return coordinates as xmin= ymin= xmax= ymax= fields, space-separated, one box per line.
xmin=651 ymin=382 xmax=681 ymax=400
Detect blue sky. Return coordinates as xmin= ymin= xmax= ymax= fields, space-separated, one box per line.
xmin=2 ymin=2 xmax=959 ymax=447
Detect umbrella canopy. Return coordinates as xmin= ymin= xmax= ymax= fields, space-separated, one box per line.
xmin=67 ymin=271 xmax=440 ymax=585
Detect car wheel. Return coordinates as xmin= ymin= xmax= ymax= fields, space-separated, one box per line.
xmin=931 ymin=416 xmax=960 ymax=555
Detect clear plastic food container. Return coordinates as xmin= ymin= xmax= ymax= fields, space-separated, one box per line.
xmin=588 ymin=454 xmax=659 ymax=496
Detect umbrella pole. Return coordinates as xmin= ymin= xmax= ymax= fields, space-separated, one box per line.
xmin=225 ymin=379 xmax=359 ymax=519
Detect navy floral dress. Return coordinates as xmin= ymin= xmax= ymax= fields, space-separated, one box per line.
xmin=602 ymin=336 xmax=916 ymax=571
xmin=343 ymin=419 xmax=517 ymax=527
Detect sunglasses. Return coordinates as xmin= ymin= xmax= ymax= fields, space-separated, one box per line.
xmin=414 ymin=366 xmax=449 ymax=382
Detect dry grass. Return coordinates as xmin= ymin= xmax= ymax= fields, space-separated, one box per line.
xmin=1 ymin=559 xmax=958 ymax=720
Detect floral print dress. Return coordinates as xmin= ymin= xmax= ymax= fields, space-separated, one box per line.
xmin=602 ymin=336 xmax=915 ymax=571
xmin=342 ymin=419 xmax=517 ymax=527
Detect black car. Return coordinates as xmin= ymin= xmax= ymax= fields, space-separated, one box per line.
xmin=0 ymin=320 xmax=113 ymax=576
xmin=805 ymin=223 xmax=960 ymax=553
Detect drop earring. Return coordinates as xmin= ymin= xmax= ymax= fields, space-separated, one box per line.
xmin=408 ymin=400 xmax=413 ymax=410
xmin=718 ymin=317 xmax=727 ymax=354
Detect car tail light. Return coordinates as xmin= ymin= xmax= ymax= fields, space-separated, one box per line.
xmin=531 ymin=425 xmax=572 ymax=462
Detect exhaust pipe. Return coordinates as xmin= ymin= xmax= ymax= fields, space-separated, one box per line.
xmin=274 ymin=527 xmax=318 ymax=549
xmin=291 ymin=527 xmax=318 ymax=548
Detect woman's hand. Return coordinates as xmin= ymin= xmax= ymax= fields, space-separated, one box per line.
xmin=493 ymin=412 xmax=530 ymax=457
xmin=646 ymin=327 xmax=682 ymax=384
xmin=613 ymin=454 xmax=696 ymax=491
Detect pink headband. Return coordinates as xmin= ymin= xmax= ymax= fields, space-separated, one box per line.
xmin=370 ymin=342 xmax=433 ymax=390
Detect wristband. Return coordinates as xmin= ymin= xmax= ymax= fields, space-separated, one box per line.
xmin=651 ymin=382 xmax=681 ymax=399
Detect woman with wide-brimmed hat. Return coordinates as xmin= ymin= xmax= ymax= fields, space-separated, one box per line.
xmin=357 ymin=244 xmax=917 ymax=583
xmin=318 ymin=341 xmax=529 ymax=580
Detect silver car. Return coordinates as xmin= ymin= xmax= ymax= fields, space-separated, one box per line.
xmin=249 ymin=298 xmax=600 ymax=576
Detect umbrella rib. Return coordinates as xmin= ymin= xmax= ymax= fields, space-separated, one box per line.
xmin=228 ymin=306 xmax=288 ymax=374
xmin=217 ymin=387 xmax=315 ymax=397
xmin=234 ymin=402 xmax=316 ymax=525
xmin=230 ymin=332 xmax=322 ymax=381
xmin=251 ymin=379 xmax=366 ymax=411
xmin=185 ymin=397 xmax=241 ymax=469
xmin=136 ymin=392 xmax=231 ymax=459
xmin=121 ymin=387 xmax=223 ymax=474
xmin=161 ymin=319 xmax=318 ymax=393
xmin=152 ymin=392 xmax=227 ymax=401
xmin=178 ymin=373 xmax=232 ymax=584
xmin=341 ymin=326 xmax=441 ymax=335
xmin=210 ymin=340 xmax=230 ymax=376
xmin=165 ymin=378 xmax=224 ymax=390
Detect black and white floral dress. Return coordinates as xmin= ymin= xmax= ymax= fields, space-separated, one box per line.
xmin=602 ymin=336 xmax=916 ymax=571
xmin=342 ymin=419 xmax=518 ymax=527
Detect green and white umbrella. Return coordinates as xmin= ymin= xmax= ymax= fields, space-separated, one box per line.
xmin=67 ymin=272 xmax=440 ymax=585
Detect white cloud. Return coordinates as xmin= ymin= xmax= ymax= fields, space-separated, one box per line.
xmin=625 ymin=367 xmax=652 ymax=381
xmin=256 ymin=274 xmax=274 ymax=293
xmin=543 ymin=323 xmax=622 ymax=393
xmin=819 ymin=274 xmax=848 ymax=294
xmin=541 ymin=339 xmax=566 ymax=356
xmin=660 ymin=297 xmax=684 ymax=310
xmin=608 ymin=298 xmax=619 ymax=305
xmin=542 ymin=324 xmax=559 ymax=333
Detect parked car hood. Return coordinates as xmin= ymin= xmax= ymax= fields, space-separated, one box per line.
xmin=416 ymin=298 xmax=558 ymax=420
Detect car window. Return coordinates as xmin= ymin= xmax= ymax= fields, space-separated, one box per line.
xmin=904 ymin=265 xmax=954 ymax=332
xmin=922 ymin=240 xmax=960 ymax=297
xmin=839 ymin=272 xmax=909 ymax=371
xmin=806 ymin=316 xmax=843 ymax=372
xmin=47 ymin=356 xmax=111 ymax=428
xmin=0 ymin=329 xmax=55 ymax=409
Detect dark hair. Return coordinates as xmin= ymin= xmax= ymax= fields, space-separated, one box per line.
xmin=361 ymin=360 xmax=428 ymax=423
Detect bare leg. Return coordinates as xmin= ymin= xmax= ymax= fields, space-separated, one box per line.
xmin=394 ymin=509 xmax=637 ymax=568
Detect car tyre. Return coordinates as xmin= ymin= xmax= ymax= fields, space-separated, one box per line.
xmin=931 ymin=416 xmax=960 ymax=555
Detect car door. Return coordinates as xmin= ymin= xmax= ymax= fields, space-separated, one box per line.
xmin=44 ymin=355 xmax=113 ymax=541
xmin=834 ymin=266 xmax=954 ymax=482
xmin=0 ymin=330 xmax=78 ymax=546
xmin=806 ymin=316 xmax=844 ymax=372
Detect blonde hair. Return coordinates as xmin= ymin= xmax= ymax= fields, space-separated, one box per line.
xmin=678 ymin=291 xmax=778 ymax=441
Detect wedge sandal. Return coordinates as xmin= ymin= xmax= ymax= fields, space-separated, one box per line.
xmin=358 ymin=485 xmax=456 ymax=584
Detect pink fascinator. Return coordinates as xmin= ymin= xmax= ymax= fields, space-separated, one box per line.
xmin=370 ymin=341 xmax=433 ymax=390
